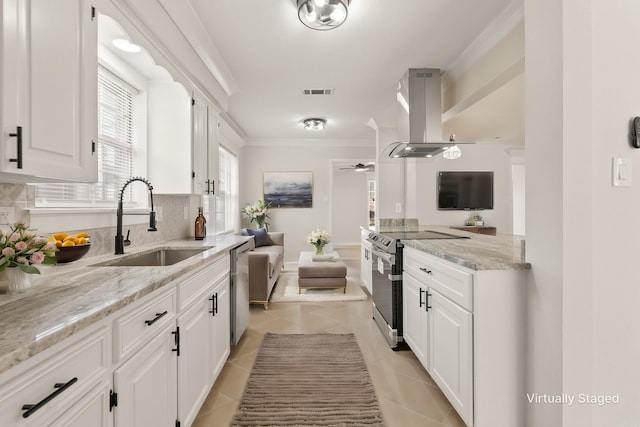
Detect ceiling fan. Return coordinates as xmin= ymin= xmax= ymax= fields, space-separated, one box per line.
xmin=339 ymin=162 xmax=375 ymax=172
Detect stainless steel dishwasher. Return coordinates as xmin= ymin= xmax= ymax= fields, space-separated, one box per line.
xmin=230 ymin=240 xmax=251 ymax=345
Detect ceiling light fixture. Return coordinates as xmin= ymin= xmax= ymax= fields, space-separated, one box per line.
xmin=297 ymin=0 xmax=350 ymax=31
xmin=112 ymin=38 xmax=142 ymax=53
xmin=443 ymin=145 xmax=462 ymax=160
xmin=303 ymin=118 xmax=327 ymax=130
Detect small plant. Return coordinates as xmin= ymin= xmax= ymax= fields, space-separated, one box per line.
xmin=241 ymin=199 xmax=272 ymax=229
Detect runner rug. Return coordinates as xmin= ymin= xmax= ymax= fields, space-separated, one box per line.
xmin=231 ymin=333 xmax=385 ymax=426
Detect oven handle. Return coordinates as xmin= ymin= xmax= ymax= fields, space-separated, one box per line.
xmin=371 ymin=248 xmax=395 ymax=265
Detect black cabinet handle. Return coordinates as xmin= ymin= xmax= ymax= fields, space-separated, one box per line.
xmin=214 ymin=293 xmax=218 ymax=315
xmin=144 ymin=310 xmax=168 ymax=326
xmin=419 ymin=267 xmax=432 ymax=275
xmin=172 ymin=327 xmax=180 ymax=356
xmin=9 ymin=126 xmax=23 ymax=169
xmin=209 ymin=294 xmax=215 ymax=316
xmin=205 ymin=179 xmax=215 ymax=194
xmin=22 ymin=377 xmax=78 ymax=418
xmin=425 ymin=291 xmax=432 ymax=312
xmin=419 ymin=288 xmax=425 ymax=308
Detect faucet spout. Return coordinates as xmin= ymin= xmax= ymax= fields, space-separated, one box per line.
xmin=115 ymin=177 xmax=157 ymax=255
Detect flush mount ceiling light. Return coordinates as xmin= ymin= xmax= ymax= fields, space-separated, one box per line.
xmin=112 ymin=38 xmax=142 ymax=53
xmin=303 ymin=118 xmax=327 ymax=130
xmin=297 ymin=0 xmax=350 ymax=31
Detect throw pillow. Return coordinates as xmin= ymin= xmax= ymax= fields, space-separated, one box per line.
xmin=247 ymin=228 xmax=272 ymax=247
xmin=241 ymin=228 xmax=250 ymax=236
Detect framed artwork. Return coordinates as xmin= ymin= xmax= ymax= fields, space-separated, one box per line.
xmin=263 ymin=171 xmax=313 ymax=208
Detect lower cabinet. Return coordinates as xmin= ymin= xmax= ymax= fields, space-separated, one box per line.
xmin=360 ymin=231 xmax=373 ymax=294
xmin=0 ymin=253 xmax=232 ymax=427
xmin=402 ymin=246 xmax=525 ymax=427
xmin=429 ymin=289 xmax=472 ymax=423
xmin=177 ymin=273 xmax=230 ymax=427
xmin=113 ymin=322 xmax=178 ymax=427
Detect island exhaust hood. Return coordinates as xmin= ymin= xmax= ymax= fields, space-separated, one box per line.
xmin=383 ymin=68 xmax=466 ymax=159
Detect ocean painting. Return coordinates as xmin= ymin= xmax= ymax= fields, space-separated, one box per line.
xmin=263 ymin=172 xmax=313 ymax=208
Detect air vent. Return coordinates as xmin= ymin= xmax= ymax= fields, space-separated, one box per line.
xmin=303 ymin=88 xmax=333 ymax=95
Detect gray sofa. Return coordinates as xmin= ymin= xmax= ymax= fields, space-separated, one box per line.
xmin=244 ymin=231 xmax=284 ymax=309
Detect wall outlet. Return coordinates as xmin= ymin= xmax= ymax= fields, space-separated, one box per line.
xmin=395 ymin=202 xmax=402 ymax=213
xmin=0 ymin=207 xmax=15 ymax=225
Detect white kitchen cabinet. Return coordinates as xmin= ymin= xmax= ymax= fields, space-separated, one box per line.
xmin=176 ymin=256 xmax=230 ymax=427
xmin=112 ymin=322 xmax=178 ymax=427
xmin=211 ymin=277 xmax=230 ymax=379
xmin=192 ymin=93 xmax=219 ymax=196
xmin=401 ymin=271 xmax=428 ymax=367
xmin=404 ymin=247 xmax=472 ymax=425
xmin=49 ymin=380 xmax=112 ymax=427
xmin=1 ymin=0 xmax=98 ymax=182
xmin=0 ymin=323 xmax=110 ymax=427
xmin=360 ymin=230 xmax=373 ymax=293
xmin=403 ymin=246 xmax=526 ymax=427
xmin=429 ymin=288 xmax=473 ymax=425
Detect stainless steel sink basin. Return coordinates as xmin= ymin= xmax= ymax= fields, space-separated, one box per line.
xmin=92 ymin=247 xmax=212 ymax=267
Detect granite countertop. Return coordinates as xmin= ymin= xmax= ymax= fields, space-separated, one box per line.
xmin=0 ymin=234 xmax=247 ymax=376
xmin=368 ymin=225 xmax=530 ymax=271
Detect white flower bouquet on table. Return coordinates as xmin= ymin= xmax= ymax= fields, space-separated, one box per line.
xmin=306 ymin=229 xmax=330 ymax=256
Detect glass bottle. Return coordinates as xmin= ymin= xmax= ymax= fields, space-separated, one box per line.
xmin=194 ymin=207 xmax=206 ymax=240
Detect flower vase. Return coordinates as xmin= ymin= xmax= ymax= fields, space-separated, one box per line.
xmin=4 ymin=268 xmax=31 ymax=293
xmin=314 ymin=245 xmax=325 ymax=256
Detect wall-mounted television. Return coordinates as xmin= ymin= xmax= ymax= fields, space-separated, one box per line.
xmin=437 ymin=171 xmax=494 ymax=210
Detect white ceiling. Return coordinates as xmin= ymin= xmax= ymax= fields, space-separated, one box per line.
xmin=181 ymin=0 xmax=520 ymax=143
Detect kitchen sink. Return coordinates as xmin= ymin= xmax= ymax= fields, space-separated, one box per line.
xmin=92 ymin=247 xmax=213 ymax=267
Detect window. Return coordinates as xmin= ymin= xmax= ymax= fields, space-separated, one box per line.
xmin=216 ymin=145 xmax=239 ymax=233
xmin=34 ymin=67 xmax=142 ymax=208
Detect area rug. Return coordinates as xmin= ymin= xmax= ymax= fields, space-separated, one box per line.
xmin=270 ymin=270 xmax=368 ymax=303
xmin=231 ymin=333 xmax=384 ymax=426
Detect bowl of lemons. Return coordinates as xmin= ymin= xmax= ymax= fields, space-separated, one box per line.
xmin=51 ymin=232 xmax=91 ymax=263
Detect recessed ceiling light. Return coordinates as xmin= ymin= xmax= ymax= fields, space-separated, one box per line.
xmin=303 ymin=118 xmax=327 ymax=130
xmin=112 ymin=38 xmax=142 ymax=53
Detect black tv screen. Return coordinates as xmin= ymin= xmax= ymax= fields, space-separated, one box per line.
xmin=437 ymin=171 xmax=494 ymax=210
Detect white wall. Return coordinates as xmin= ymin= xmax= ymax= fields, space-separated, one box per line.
xmin=526 ymin=1 xmax=640 ymax=426
xmin=240 ymin=142 xmax=375 ymax=262
xmin=411 ymin=143 xmax=516 ymax=233
xmin=331 ymin=165 xmax=369 ymax=245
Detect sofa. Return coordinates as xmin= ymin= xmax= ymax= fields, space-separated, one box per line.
xmin=242 ymin=229 xmax=284 ymax=309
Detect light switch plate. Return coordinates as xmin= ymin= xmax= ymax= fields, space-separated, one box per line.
xmin=613 ymin=157 xmax=632 ymax=187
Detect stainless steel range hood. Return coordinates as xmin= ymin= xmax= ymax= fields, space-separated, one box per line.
xmin=383 ymin=68 xmax=462 ymax=158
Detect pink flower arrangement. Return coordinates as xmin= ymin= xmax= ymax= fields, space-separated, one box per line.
xmin=0 ymin=222 xmax=58 ymax=274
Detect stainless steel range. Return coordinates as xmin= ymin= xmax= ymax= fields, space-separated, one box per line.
xmin=367 ymin=230 xmax=468 ymax=349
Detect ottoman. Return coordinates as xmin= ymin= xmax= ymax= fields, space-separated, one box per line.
xmin=298 ymin=251 xmax=348 ymax=293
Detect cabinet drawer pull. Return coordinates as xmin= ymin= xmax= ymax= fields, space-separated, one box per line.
xmin=209 ymin=294 xmax=215 ymax=316
xmin=144 ymin=310 xmax=168 ymax=326
xmin=9 ymin=126 xmax=23 ymax=169
xmin=419 ymin=267 xmax=432 ymax=275
xmin=21 ymin=377 xmax=78 ymax=418
xmin=419 ymin=288 xmax=425 ymax=308
xmin=425 ymin=291 xmax=432 ymax=312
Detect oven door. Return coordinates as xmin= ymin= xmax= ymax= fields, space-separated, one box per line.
xmin=370 ymin=247 xmax=402 ymax=348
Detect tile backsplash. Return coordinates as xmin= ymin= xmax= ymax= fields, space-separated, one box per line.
xmin=0 ymin=183 xmax=197 ymax=258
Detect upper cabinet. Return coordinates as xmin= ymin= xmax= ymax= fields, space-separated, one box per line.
xmin=192 ymin=93 xmax=219 ymax=196
xmin=1 ymin=0 xmax=98 ymax=182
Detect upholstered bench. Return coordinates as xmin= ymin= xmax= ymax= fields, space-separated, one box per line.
xmin=297 ymin=251 xmax=347 ymax=293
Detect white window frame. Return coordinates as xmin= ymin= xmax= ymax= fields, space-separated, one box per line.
xmin=217 ymin=144 xmax=239 ymax=234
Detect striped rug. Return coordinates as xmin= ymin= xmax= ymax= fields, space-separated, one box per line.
xmin=231 ymin=333 xmax=385 ymax=426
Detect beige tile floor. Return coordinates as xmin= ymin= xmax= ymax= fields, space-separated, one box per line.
xmin=193 ymin=248 xmax=466 ymax=427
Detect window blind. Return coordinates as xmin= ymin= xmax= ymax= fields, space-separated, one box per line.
xmin=35 ymin=68 xmax=137 ymax=207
